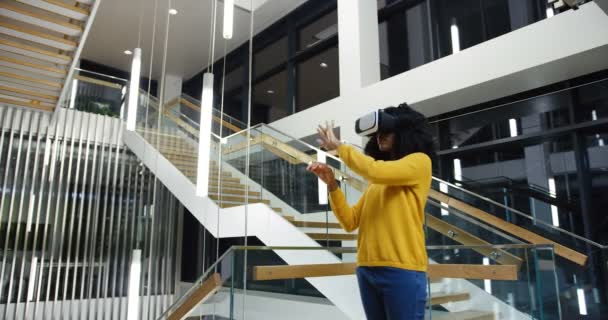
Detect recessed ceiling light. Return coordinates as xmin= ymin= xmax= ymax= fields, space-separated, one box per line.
xmin=169 ymin=8 xmax=178 ymax=15
xmin=266 ymin=90 xmax=275 ymax=94
xmin=124 ymin=50 xmax=133 ymax=55
xmin=320 ymin=62 xmax=328 ymax=68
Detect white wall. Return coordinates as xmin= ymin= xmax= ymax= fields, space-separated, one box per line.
xmin=270 ymin=2 xmax=608 ymax=144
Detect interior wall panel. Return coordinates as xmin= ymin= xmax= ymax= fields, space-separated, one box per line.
xmin=0 ymin=106 xmax=182 ymax=320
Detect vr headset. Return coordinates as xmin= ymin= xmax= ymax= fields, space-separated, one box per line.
xmin=355 ymin=109 xmax=398 ymax=137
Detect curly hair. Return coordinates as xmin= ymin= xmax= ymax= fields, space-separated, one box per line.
xmin=364 ymin=103 xmax=436 ymax=162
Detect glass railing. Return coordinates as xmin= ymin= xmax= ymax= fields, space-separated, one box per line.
xmin=157 ymin=245 xmax=561 ymax=320
xmin=121 ymin=89 xmax=607 ymax=319
xmin=431 ymin=178 xmax=607 ymax=319
xmin=60 ymin=68 xmax=128 ymax=117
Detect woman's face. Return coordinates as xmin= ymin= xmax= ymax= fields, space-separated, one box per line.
xmin=376 ymin=132 xmax=396 ymax=152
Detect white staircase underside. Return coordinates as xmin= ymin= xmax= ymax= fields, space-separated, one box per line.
xmin=0 ymin=36 xmax=71 ymax=64
xmin=16 ymin=0 xmax=90 ymax=21
xmin=0 ymin=3 xmax=82 ymax=36
xmin=0 ymin=21 xmax=77 ymax=51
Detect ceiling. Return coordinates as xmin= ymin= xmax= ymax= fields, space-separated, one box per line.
xmin=82 ymin=0 xmax=307 ymax=80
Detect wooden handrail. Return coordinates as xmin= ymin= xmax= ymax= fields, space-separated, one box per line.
xmin=74 ymin=75 xmax=123 ymax=89
xmin=425 ymin=214 xmax=523 ymax=267
xmin=253 ymin=263 xmax=518 ymax=281
xmin=222 ymin=133 xmax=367 ymax=190
xmin=168 ymin=273 xmax=222 ymax=320
xmin=151 ymin=95 xmax=589 ymax=267
xmin=170 ymin=97 xmax=244 ymax=133
xmin=429 ymin=189 xmax=588 ymax=266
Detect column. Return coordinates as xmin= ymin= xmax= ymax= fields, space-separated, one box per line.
xmin=337 ymin=0 xmax=381 ymax=94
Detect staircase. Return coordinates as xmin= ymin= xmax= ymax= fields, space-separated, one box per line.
xmin=0 ymin=0 xmax=99 ymax=111
xmin=115 ymin=93 xmax=608 ymax=319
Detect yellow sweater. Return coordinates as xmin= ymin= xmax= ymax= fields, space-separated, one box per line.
xmin=329 ymin=145 xmax=431 ymax=272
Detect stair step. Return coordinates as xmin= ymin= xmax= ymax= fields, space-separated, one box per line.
xmin=0 ymin=20 xmax=78 ymax=51
xmin=17 ymin=0 xmax=91 ymax=21
xmin=217 ymin=202 xmax=282 ymax=213
xmin=209 ymin=194 xmax=269 ymax=204
xmin=209 ymin=188 xmax=260 ymax=197
xmin=210 ymin=182 xmax=246 ymax=189
xmin=0 ymin=38 xmax=70 ymax=64
xmin=306 ymin=233 xmax=357 ymax=241
xmin=185 ymin=175 xmax=241 ymax=184
xmin=0 ymin=55 xmax=66 ymax=78
xmin=218 ymin=200 xmax=269 ymax=207
xmin=0 ymin=2 xmax=83 ymax=36
xmin=0 ymin=96 xmax=53 ymax=111
xmin=292 ymin=221 xmax=342 ymax=229
xmin=426 ymin=310 xmax=494 ymax=320
xmin=429 ymin=292 xmax=470 ymax=306
xmin=0 ymin=83 xmax=58 ymax=102
xmin=176 ymin=168 xmax=232 ymax=178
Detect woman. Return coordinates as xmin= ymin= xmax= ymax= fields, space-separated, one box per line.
xmin=307 ymin=104 xmax=435 ymax=320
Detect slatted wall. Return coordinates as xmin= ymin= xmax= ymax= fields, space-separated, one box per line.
xmin=0 ymin=106 xmax=182 ymax=320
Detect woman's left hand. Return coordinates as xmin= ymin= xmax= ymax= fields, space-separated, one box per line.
xmin=307 ymin=162 xmax=338 ymax=192
xmin=317 ymin=121 xmax=342 ymax=151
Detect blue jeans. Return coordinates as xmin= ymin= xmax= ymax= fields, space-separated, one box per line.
xmin=356 ymin=267 xmax=427 ymax=320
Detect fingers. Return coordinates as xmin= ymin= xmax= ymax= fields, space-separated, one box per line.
xmin=306 ymin=162 xmax=329 ymax=174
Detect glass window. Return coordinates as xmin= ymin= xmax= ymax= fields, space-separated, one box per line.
xmin=574 ymin=79 xmax=608 ymax=123
xmin=586 ymin=130 xmax=608 ymax=243
xmin=482 ymin=0 xmax=513 ymax=40
xmin=254 ymin=37 xmax=288 ymax=77
xmin=434 ymin=0 xmax=485 ymax=56
xmin=252 ymin=69 xmax=289 ymax=124
xmin=378 ymin=1 xmax=432 ymax=79
xmin=437 ymin=93 xmax=573 ymax=151
xmin=296 ymin=46 xmax=340 ymax=112
xmin=298 ymin=10 xmax=337 ymax=50
xmin=223 ymin=66 xmax=245 ymax=121
xmin=379 ymin=22 xmax=390 ymax=80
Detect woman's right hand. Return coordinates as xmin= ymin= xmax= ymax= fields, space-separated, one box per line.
xmin=307 ymin=162 xmax=338 ymax=192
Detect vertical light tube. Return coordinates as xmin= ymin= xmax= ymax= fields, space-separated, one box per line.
xmin=483 ymin=257 xmax=492 ymax=294
xmin=509 ymin=119 xmax=518 ymax=137
xmin=317 ymin=151 xmax=328 ymax=205
xmin=69 ymin=79 xmax=78 ymax=109
xmin=127 ymin=48 xmax=142 ymax=131
xmin=439 ymin=182 xmax=449 ymax=216
xmin=453 ymin=159 xmax=462 ymax=181
xmin=197 ymin=73 xmax=214 ymax=197
xmin=577 ymin=288 xmax=588 ymax=315
xmin=127 ymin=250 xmax=142 ymax=320
xmin=548 ymin=178 xmax=559 ymax=227
xmin=27 ymin=257 xmax=37 ymax=302
xmin=450 ymin=19 xmax=460 ymax=54
xmin=223 ymin=0 xmax=234 ymax=39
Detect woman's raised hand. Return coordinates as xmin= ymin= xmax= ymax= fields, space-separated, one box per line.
xmin=317 ymin=121 xmax=341 ymax=151
xmin=306 ymin=162 xmax=338 ymax=192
